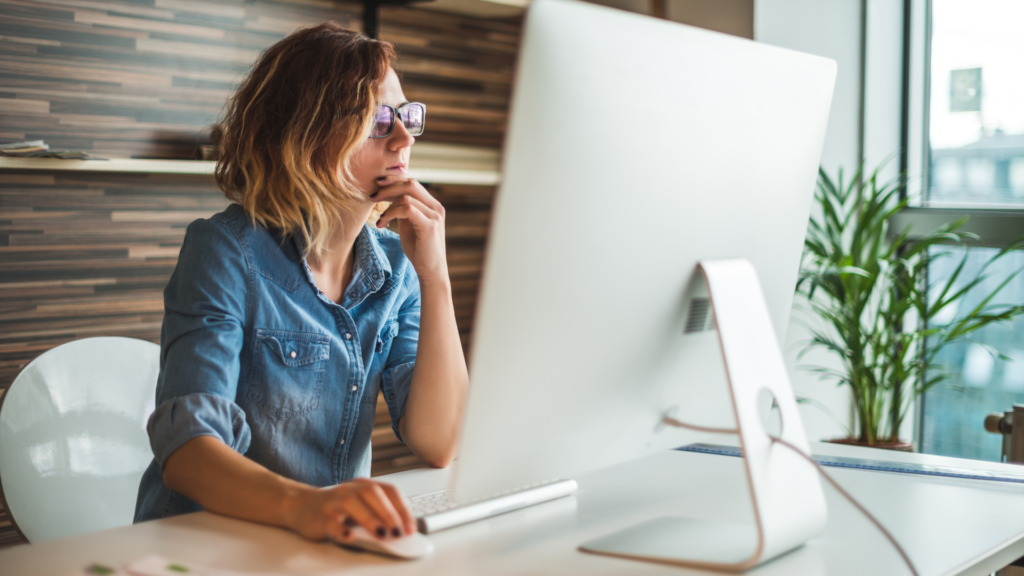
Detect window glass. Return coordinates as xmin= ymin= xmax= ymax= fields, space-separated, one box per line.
xmin=920 ymin=246 xmax=1024 ymax=460
xmin=927 ymin=0 xmax=1024 ymax=205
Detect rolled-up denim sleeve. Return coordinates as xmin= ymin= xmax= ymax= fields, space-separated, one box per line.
xmin=381 ymin=268 xmax=420 ymax=442
xmin=149 ymin=217 xmax=251 ymax=469
xmin=148 ymin=393 xmax=251 ymax=465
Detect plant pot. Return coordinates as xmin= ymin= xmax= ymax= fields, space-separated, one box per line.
xmin=825 ymin=437 xmax=915 ymax=452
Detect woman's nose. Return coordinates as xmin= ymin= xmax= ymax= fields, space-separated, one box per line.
xmin=389 ymin=117 xmax=416 ymax=150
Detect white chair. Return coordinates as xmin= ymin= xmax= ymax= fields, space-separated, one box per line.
xmin=0 ymin=337 xmax=159 ymax=543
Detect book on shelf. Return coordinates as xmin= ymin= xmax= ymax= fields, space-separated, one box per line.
xmin=0 ymin=140 xmax=93 ymax=159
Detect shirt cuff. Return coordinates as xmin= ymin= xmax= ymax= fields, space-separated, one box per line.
xmin=381 ymin=361 xmax=415 ymax=443
xmin=147 ymin=392 xmax=252 ymax=469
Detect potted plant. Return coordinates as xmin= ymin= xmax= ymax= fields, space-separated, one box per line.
xmin=797 ymin=165 xmax=1024 ymax=449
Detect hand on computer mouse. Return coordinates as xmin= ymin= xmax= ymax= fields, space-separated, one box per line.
xmin=285 ymin=478 xmax=415 ymax=543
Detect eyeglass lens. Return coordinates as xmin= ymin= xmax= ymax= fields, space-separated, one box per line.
xmin=371 ymin=106 xmax=395 ymax=138
xmin=400 ymin=104 xmax=424 ymax=136
xmin=370 ymin=104 xmax=425 ymax=138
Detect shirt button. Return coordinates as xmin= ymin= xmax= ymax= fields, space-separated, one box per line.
xmin=372 ymin=273 xmax=379 ymax=280
xmin=345 ymin=333 xmax=352 ymax=340
xmin=349 ymin=291 xmax=357 ymax=298
xmin=351 ymin=385 xmax=358 ymax=392
xmin=389 ymin=394 xmax=395 ymax=400
xmin=289 ymin=351 xmax=297 ymax=358
xmin=340 ymin=439 xmax=346 ymax=445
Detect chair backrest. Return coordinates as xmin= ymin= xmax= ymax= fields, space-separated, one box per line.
xmin=0 ymin=337 xmax=159 ymax=542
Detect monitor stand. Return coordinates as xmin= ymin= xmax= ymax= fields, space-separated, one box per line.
xmin=580 ymin=258 xmax=828 ymax=571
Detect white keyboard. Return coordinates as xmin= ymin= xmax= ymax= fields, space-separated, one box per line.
xmin=408 ymin=478 xmax=577 ymax=533
xmin=409 ymin=489 xmax=460 ymax=516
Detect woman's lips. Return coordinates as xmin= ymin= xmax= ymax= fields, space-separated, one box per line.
xmin=376 ymin=162 xmax=407 ymax=182
xmin=376 ymin=165 xmax=407 ymax=183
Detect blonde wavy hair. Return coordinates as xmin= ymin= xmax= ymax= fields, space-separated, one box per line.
xmin=216 ymin=22 xmax=396 ymax=258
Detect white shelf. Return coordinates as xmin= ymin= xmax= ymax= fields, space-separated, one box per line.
xmin=412 ymin=142 xmax=502 ymax=184
xmin=0 ymin=157 xmax=216 ymax=174
xmin=0 ymin=142 xmax=502 ymax=185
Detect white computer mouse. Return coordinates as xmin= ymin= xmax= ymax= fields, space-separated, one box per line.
xmin=336 ymin=526 xmax=435 ymax=560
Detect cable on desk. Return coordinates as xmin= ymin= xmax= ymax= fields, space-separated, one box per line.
xmin=768 ymin=436 xmax=918 ymax=576
xmin=662 ymin=417 xmax=919 ymax=576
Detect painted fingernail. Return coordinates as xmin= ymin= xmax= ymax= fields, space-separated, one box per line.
xmin=376 ymin=526 xmax=387 ymax=538
xmin=392 ymin=527 xmax=402 ymax=537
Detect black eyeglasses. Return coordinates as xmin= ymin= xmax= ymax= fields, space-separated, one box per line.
xmin=369 ymin=102 xmax=426 ymax=138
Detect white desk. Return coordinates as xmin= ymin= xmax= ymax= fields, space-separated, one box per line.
xmin=4 ymin=443 xmax=1024 ymax=576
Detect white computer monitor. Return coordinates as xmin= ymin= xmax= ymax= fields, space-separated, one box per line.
xmin=452 ymin=0 xmax=836 ymax=567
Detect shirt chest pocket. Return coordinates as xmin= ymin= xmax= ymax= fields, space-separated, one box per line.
xmin=375 ymin=320 xmax=399 ymax=354
xmin=248 ymin=329 xmax=330 ymax=419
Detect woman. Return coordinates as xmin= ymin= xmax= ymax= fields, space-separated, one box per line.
xmin=134 ymin=22 xmax=468 ymax=545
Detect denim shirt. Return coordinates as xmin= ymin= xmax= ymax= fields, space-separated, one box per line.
xmin=134 ymin=203 xmax=420 ymax=522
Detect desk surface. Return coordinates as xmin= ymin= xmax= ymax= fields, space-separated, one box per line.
xmin=4 ymin=443 xmax=1024 ymax=576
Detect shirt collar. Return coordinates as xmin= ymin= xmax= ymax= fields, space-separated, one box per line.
xmin=291 ymin=225 xmax=392 ymax=307
xmin=352 ymin=225 xmax=392 ymax=295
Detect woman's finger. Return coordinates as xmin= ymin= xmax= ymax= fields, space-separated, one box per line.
xmin=378 ymin=194 xmax=439 ymax=228
xmin=328 ymin=511 xmax=353 ymax=542
xmin=378 ymin=482 xmax=416 ymax=535
xmin=371 ymin=179 xmax=442 ymax=211
xmin=369 ymin=177 xmax=424 ymax=202
xmin=373 ymin=173 xmax=405 ymax=189
xmin=393 ymin=192 xmax=444 ymax=218
xmin=372 ymin=183 xmax=444 ymax=228
xmin=355 ymin=482 xmax=405 ymax=538
xmin=377 ymin=202 xmax=434 ymax=232
xmin=338 ymin=492 xmax=387 ymax=538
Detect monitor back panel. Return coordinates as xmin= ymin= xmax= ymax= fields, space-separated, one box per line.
xmin=453 ymin=0 xmax=836 ymax=502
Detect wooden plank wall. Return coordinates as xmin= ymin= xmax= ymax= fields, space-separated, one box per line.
xmin=0 ymin=0 xmax=518 ymax=547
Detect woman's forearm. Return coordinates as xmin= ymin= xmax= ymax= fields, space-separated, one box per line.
xmin=163 ymin=435 xmax=309 ymax=527
xmin=401 ymin=275 xmax=469 ymax=467
xmin=162 ymin=436 xmax=416 ymax=540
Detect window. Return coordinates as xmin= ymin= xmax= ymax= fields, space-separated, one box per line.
xmin=912 ymin=0 xmax=1024 ymax=461
xmin=920 ymin=246 xmax=1024 ymax=459
xmin=926 ymin=0 xmax=1024 ymax=206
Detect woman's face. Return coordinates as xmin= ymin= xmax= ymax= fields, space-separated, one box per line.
xmin=349 ymin=69 xmax=415 ymax=198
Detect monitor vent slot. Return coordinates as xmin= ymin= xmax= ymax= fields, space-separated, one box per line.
xmin=684 ymin=298 xmax=713 ymax=333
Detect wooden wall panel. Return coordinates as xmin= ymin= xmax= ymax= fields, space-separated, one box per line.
xmin=0 ymin=0 xmax=518 ymax=548
xmin=0 ymin=0 xmax=518 ymax=157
